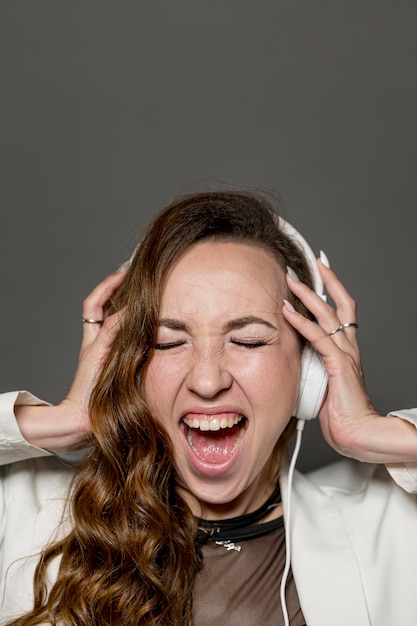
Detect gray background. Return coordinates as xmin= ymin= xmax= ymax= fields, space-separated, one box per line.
xmin=1 ymin=1 xmax=416 ymax=471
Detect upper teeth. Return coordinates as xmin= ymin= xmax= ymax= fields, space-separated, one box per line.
xmin=183 ymin=415 xmax=243 ymax=432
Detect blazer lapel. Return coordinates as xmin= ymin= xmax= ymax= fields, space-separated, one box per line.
xmin=280 ymin=468 xmax=371 ymax=626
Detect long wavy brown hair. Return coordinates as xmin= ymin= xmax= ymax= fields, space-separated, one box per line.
xmin=8 ymin=190 xmax=314 ymax=625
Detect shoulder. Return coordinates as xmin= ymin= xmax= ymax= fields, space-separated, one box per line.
xmin=289 ymin=458 xmax=417 ymax=564
xmin=1 ymin=455 xmax=75 ymax=521
xmin=287 ymin=461 xmax=417 ymax=625
xmin=1 ymin=454 xmax=75 ymax=484
xmin=302 ymin=457 xmax=414 ymax=501
xmin=0 ymin=456 xmax=74 ymax=564
xmin=0 ymin=457 xmax=75 ymax=616
xmin=304 ymin=457 xmax=381 ymax=493
xmin=298 ymin=458 xmax=417 ymax=528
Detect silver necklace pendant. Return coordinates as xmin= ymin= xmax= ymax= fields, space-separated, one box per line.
xmin=214 ymin=540 xmax=242 ymax=552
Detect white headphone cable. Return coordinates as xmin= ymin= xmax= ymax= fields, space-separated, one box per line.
xmin=279 ymin=417 xmax=305 ymax=626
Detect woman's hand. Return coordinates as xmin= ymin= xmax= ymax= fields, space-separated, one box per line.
xmin=15 ymin=271 xmax=126 ymax=453
xmin=283 ymin=257 xmax=417 ymax=464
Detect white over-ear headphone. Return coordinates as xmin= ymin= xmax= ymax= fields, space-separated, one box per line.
xmin=279 ymin=217 xmax=328 ymax=421
xmin=278 ymin=218 xmax=329 ymax=626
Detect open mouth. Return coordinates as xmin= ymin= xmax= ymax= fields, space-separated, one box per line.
xmin=182 ymin=413 xmax=247 ymax=464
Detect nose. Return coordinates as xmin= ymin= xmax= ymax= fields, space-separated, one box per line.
xmin=186 ymin=348 xmax=233 ymax=398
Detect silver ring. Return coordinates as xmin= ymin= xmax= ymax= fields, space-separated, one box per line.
xmin=329 ymin=322 xmax=358 ymax=335
xmin=82 ymin=318 xmax=104 ymax=325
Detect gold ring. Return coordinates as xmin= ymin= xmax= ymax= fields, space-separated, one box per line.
xmin=82 ymin=318 xmax=104 ymax=325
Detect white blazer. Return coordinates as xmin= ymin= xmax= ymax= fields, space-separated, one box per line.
xmin=281 ymin=460 xmax=417 ymax=625
xmin=1 ymin=391 xmax=417 ymax=625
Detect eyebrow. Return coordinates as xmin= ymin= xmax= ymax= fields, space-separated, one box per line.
xmin=158 ymin=316 xmax=277 ymax=333
xmin=222 ymin=316 xmax=277 ymax=332
xmin=159 ymin=319 xmax=189 ymax=331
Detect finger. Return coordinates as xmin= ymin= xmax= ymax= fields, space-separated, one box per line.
xmin=317 ymin=258 xmax=359 ymax=347
xmin=282 ymin=298 xmax=360 ymax=382
xmin=77 ymin=308 xmax=126 ymax=377
xmin=286 ymin=271 xmax=351 ymax=347
xmin=85 ymin=309 xmax=125 ymax=359
xmin=99 ymin=308 xmax=125 ymax=344
xmin=285 ymin=278 xmax=360 ymax=375
xmin=81 ymin=270 xmax=127 ymax=345
xmin=82 ymin=270 xmax=127 ymax=319
xmin=283 ymin=296 xmax=330 ymax=348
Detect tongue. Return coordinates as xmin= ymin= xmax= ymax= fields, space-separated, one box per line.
xmin=187 ymin=423 xmax=243 ymax=464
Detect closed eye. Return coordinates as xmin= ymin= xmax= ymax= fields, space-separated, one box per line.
xmin=229 ymin=339 xmax=268 ymax=348
xmin=154 ymin=340 xmax=187 ymax=350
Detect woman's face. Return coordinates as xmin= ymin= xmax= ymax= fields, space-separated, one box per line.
xmin=143 ymin=241 xmax=301 ymax=519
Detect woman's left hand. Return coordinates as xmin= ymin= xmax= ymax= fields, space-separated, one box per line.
xmin=283 ymin=258 xmax=417 ymax=464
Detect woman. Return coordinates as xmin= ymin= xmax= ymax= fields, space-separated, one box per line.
xmin=1 ymin=190 xmax=417 ymax=625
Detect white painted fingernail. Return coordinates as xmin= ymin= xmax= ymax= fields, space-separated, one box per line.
xmin=320 ymin=250 xmax=330 ymax=268
xmin=287 ymin=266 xmax=301 ymax=282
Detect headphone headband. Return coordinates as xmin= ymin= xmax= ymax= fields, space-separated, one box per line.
xmin=278 ymin=217 xmax=323 ymax=297
xmin=122 ymin=213 xmax=323 ymax=299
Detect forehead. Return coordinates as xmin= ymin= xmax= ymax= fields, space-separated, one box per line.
xmin=160 ymin=241 xmax=286 ymax=317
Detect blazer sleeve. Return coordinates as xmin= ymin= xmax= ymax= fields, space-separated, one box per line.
xmin=385 ymin=409 xmax=417 ymax=493
xmin=0 ymin=391 xmax=52 ymax=465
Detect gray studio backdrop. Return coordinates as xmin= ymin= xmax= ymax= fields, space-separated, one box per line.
xmin=1 ymin=1 xmax=416 ymax=471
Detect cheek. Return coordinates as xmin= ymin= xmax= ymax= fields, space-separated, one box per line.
xmin=143 ymin=357 xmax=183 ymax=419
xmin=142 ymin=360 xmax=165 ymax=413
xmin=251 ymin=350 xmax=301 ymax=410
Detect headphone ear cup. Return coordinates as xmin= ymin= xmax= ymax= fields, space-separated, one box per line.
xmin=295 ymin=346 xmax=328 ymax=421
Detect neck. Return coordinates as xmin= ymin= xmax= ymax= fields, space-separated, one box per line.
xmin=195 ymin=483 xmax=283 ymax=545
xmin=176 ymin=469 xmax=280 ymax=521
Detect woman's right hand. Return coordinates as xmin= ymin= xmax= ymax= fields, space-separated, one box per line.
xmin=15 ymin=270 xmax=126 ymax=453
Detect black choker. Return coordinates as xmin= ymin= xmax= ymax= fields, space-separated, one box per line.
xmin=196 ymin=485 xmax=282 ymax=545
